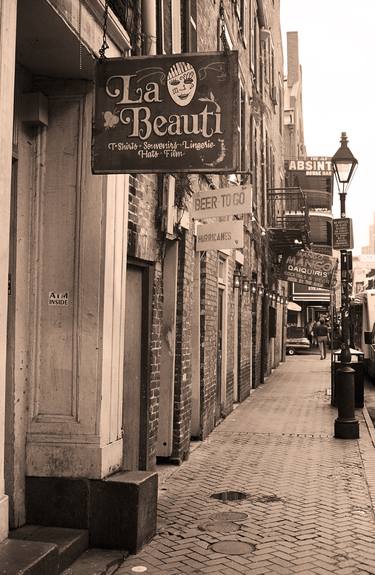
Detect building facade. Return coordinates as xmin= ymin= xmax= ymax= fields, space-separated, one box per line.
xmin=283 ymin=31 xmax=334 ymax=329
xmin=0 ymin=0 xmax=289 ymax=559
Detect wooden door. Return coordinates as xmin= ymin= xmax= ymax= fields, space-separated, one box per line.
xmin=233 ymin=288 xmax=240 ymax=402
xmin=156 ymin=242 xmax=178 ymax=457
xmin=123 ymin=264 xmax=151 ymax=470
xmin=216 ymin=288 xmax=224 ymax=422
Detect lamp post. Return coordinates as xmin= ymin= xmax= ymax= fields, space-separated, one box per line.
xmin=331 ymin=132 xmax=358 ymax=439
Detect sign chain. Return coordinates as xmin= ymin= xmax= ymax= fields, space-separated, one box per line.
xmin=99 ymin=0 xmax=110 ymax=59
xmin=219 ymin=0 xmax=231 ymax=54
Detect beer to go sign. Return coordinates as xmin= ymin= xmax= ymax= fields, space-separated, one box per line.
xmin=192 ymin=185 xmax=251 ymax=219
xmin=92 ymin=52 xmax=239 ymax=174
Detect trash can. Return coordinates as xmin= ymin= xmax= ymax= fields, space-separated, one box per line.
xmin=331 ymin=349 xmax=364 ymax=408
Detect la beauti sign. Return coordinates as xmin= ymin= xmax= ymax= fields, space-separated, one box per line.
xmin=92 ymin=52 xmax=239 ymax=174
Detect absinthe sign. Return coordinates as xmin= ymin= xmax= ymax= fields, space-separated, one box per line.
xmin=92 ymin=52 xmax=239 ymax=174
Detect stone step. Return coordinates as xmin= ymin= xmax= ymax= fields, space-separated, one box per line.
xmin=8 ymin=525 xmax=89 ymax=573
xmin=60 ymin=548 xmax=126 ymax=575
xmin=0 ymin=537 xmax=59 ymax=575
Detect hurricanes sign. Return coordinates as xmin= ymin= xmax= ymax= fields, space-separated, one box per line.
xmin=92 ymin=52 xmax=239 ymax=174
xmin=278 ymin=250 xmax=337 ymax=290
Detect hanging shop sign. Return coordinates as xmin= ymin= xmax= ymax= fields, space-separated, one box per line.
xmin=92 ymin=52 xmax=239 ymax=174
xmin=278 ymin=249 xmax=337 ymax=290
xmin=292 ymin=283 xmax=331 ymax=302
xmin=286 ymin=157 xmax=332 ymax=176
xmin=333 ymin=218 xmax=353 ymax=250
xmin=192 ymin=185 xmax=251 ymax=219
xmin=195 ymin=221 xmax=243 ymax=251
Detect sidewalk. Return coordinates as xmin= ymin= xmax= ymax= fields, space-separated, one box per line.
xmin=116 ymin=355 xmax=375 ymax=575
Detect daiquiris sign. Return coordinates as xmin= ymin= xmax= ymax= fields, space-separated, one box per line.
xmin=278 ymin=249 xmax=337 ymax=290
xmin=92 ymin=52 xmax=239 ymax=174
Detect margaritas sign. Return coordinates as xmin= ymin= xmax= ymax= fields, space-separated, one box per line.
xmin=279 ymin=250 xmax=337 ymax=290
xmin=92 ymin=52 xmax=239 ymax=174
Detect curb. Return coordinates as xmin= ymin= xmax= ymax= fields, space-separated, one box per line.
xmin=363 ymin=405 xmax=375 ymax=448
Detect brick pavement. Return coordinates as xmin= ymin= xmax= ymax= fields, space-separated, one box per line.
xmin=116 ymin=355 xmax=375 ymax=575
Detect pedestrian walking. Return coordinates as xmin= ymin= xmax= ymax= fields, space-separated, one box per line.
xmin=315 ymin=319 xmax=329 ymax=359
xmin=305 ymin=320 xmax=315 ymax=347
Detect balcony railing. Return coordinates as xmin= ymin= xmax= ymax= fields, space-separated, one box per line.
xmin=267 ymin=187 xmax=310 ymax=251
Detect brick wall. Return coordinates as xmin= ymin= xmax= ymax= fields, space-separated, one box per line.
xmin=127 ymin=174 xmax=159 ymax=260
xmin=200 ymin=249 xmax=218 ymax=439
xmin=127 ymin=173 xmax=161 ymax=470
xmin=148 ymin=266 xmax=163 ymax=469
xmin=172 ymin=207 xmax=195 ymax=462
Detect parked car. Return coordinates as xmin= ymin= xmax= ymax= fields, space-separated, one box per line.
xmin=286 ymin=336 xmax=311 ymax=355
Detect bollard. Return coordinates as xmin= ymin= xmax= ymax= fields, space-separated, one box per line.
xmin=334 ymin=365 xmax=359 ymax=439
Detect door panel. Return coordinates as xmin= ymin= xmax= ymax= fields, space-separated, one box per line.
xmin=216 ymin=288 xmax=224 ymax=422
xmin=157 ymin=242 xmax=178 ymax=457
xmin=123 ymin=266 xmax=143 ymax=470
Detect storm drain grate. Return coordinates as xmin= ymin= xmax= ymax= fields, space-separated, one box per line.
xmin=198 ymin=520 xmax=241 ymax=533
xmin=209 ymin=511 xmax=248 ymax=522
xmin=210 ymin=490 xmax=248 ymax=502
xmin=253 ymin=494 xmax=284 ymax=504
xmin=209 ymin=541 xmax=256 ymax=555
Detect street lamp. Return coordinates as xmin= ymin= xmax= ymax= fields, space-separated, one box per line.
xmin=331 ymin=132 xmax=358 ymax=439
xmin=332 ymin=131 xmax=358 ymax=219
xmin=331 ymin=132 xmax=358 ymax=362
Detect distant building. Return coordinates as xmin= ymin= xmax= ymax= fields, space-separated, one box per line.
xmin=353 ymin=254 xmax=375 ymax=292
xmin=361 ymin=212 xmax=375 ymax=255
xmin=283 ymin=32 xmax=333 ymax=326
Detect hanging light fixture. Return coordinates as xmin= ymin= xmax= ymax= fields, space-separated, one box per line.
xmin=233 ymin=268 xmax=241 ymax=289
xmin=242 ymin=276 xmax=250 ymax=293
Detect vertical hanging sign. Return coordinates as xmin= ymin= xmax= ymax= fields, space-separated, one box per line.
xmin=92 ymin=52 xmax=239 ymax=174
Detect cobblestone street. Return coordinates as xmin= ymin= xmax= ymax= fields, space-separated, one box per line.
xmin=117 ymin=355 xmax=375 ymax=575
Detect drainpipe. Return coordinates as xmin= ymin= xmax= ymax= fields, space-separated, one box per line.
xmin=142 ymin=0 xmax=157 ymax=55
xmin=257 ymin=0 xmax=266 ymax=28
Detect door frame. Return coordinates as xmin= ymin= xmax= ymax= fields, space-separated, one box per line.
xmin=216 ymin=254 xmax=228 ymax=422
xmin=190 ymin=252 xmax=201 ymax=437
xmin=123 ymin=258 xmax=153 ymax=471
xmin=156 ymin=240 xmax=178 ymax=457
xmin=5 ymin=156 xmax=18 ymax=527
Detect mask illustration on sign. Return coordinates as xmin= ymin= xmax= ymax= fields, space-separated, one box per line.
xmin=167 ymin=62 xmax=197 ymax=106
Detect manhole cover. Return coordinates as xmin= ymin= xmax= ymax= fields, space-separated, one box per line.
xmin=198 ymin=520 xmax=241 ymax=533
xmin=209 ymin=511 xmax=248 ymax=522
xmin=253 ymin=494 xmax=283 ymax=504
xmin=209 ymin=541 xmax=255 ymax=555
xmin=210 ymin=490 xmax=248 ymax=502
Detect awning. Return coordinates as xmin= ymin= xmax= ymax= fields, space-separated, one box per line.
xmin=287 ymin=301 xmax=302 ymax=312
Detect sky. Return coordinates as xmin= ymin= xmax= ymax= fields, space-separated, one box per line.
xmin=280 ymin=0 xmax=375 ymax=254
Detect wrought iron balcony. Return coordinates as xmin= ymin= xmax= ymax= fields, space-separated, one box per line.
xmin=267 ymin=187 xmax=310 ymax=252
